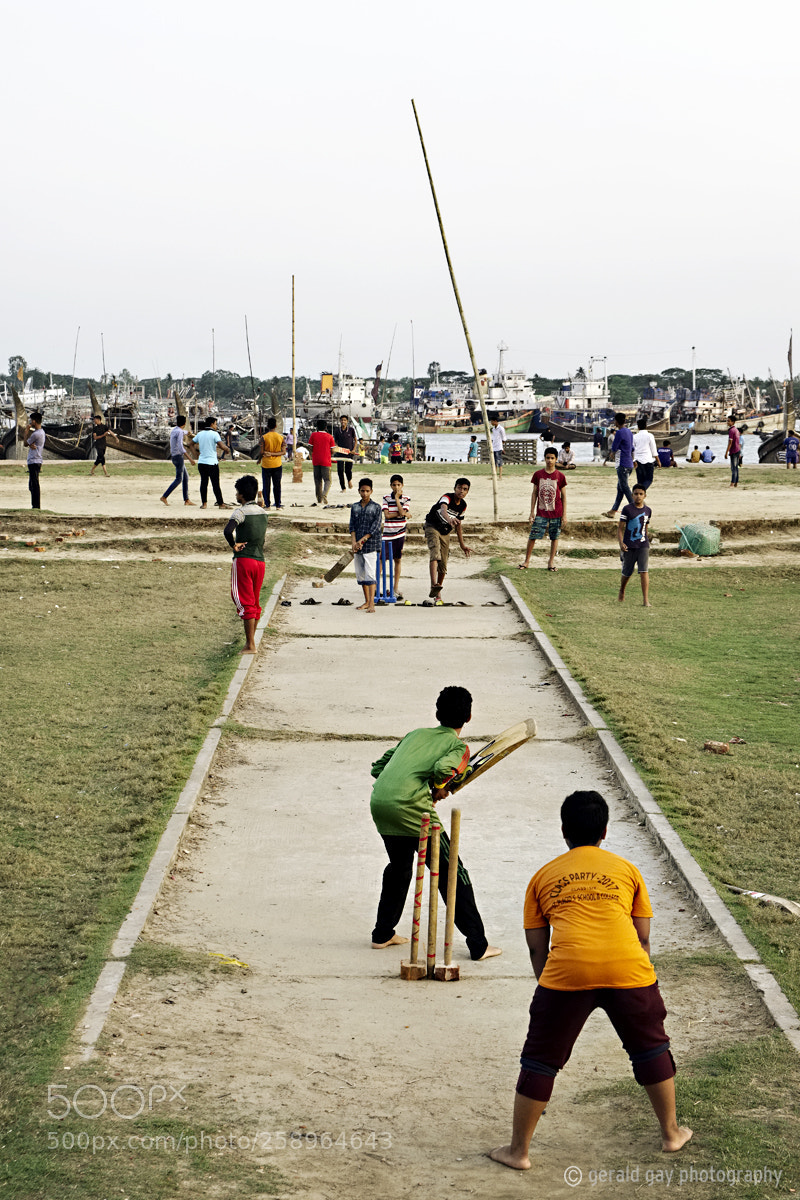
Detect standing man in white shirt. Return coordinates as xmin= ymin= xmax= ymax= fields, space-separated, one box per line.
xmin=193 ymin=416 xmax=230 ymax=509
xmin=632 ymin=418 xmax=660 ymax=493
xmin=490 ymin=417 xmax=507 ymax=479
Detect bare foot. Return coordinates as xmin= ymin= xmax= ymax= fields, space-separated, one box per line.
xmin=663 ymin=1126 xmax=693 ymax=1152
xmin=371 ymin=935 xmax=409 ymax=949
xmin=241 ymin=647 xmax=256 ymax=654
xmin=160 ymin=496 xmax=169 ymax=505
xmin=356 ymin=602 xmax=368 ymax=611
xmin=365 ymin=605 xmax=376 ymax=613
xmin=642 ymin=601 xmax=652 ymax=607
xmin=617 ymin=592 xmax=625 ymax=602
xmin=488 ymin=1145 xmax=530 ymax=1170
xmin=477 ymin=946 xmax=502 ymax=960
xmin=184 ymin=500 xmax=196 ymax=506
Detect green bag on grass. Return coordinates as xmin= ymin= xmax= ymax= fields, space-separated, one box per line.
xmin=675 ymin=522 xmax=721 ymax=556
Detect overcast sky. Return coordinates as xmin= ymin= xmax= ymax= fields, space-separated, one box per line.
xmin=3 ymin=0 xmax=797 ymax=385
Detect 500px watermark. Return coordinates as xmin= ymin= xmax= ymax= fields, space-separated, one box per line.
xmin=46 ymin=1083 xmax=186 ymax=1120
xmin=47 ymin=1129 xmax=392 ymax=1155
xmin=563 ymin=1164 xmax=783 ymax=1188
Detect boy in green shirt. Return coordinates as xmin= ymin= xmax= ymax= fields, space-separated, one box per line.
xmin=224 ymin=475 xmax=268 ymax=653
xmin=369 ymin=686 xmax=501 ymax=961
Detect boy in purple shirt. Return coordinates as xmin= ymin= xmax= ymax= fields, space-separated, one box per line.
xmin=724 ymin=416 xmax=742 ymax=488
xmin=25 ymin=411 xmax=46 ymax=509
xmin=618 ymin=485 xmax=652 ymax=607
xmin=603 ymin=412 xmax=634 ymax=518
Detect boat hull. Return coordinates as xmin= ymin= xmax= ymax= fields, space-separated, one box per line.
xmin=107 ymin=431 xmax=169 ymax=460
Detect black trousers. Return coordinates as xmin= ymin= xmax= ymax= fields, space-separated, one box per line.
xmin=261 ymin=465 xmax=282 ymax=507
xmin=198 ymin=463 xmax=224 ymax=505
xmin=28 ymin=464 xmax=41 ymax=509
xmin=372 ymin=829 xmax=488 ymax=959
xmin=337 ymin=459 xmax=353 ymax=488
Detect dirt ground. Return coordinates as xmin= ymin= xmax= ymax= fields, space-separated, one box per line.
xmin=1 ymin=458 xmax=799 ymax=526
xmin=66 ymin=560 xmax=777 ymax=1199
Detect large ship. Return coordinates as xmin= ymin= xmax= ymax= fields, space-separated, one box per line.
xmin=415 ymin=344 xmax=539 ymax=433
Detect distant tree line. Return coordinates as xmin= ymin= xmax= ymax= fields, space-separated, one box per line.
xmin=2 ymin=356 xmax=789 ymax=412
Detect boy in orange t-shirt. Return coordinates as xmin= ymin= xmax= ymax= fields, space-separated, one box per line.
xmin=490 ymin=790 xmax=692 ymax=1171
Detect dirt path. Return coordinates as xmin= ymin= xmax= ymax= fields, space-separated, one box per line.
xmin=1 ymin=459 xmax=799 ymax=524
xmin=83 ymin=558 xmax=773 ymax=1197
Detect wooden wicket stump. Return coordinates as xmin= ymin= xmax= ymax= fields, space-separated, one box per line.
xmin=400 ymin=960 xmax=427 ymax=980
xmin=399 ymin=813 xmax=431 ymax=982
xmin=433 ymin=962 xmax=460 ymax=982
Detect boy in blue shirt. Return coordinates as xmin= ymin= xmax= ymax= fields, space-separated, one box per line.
xmin=604 ymin=412 xmax=634 ymax=518
xmin=618 ymin=485 xmax=652 ymax=607
xmin=783 ymin=430 xmax=799 ymax=469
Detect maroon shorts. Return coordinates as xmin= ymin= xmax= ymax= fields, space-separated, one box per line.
xmin=231 ymin=557 xmax=266 ymax=621
xmin=517 ymin=982 xmax=675 ymax=1102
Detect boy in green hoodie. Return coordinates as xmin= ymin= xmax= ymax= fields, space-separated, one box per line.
xmin=369 ymin=686 xmax=501 ymax=962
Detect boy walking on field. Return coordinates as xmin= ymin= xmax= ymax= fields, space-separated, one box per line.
xmin=618 ymin=484 xmax=652 ymax=606
xmin=224 ymin=475 xmax=268 ymax=653
xmin=519 ymin=447 xmax=566 ymax=571
xmin=369 ymin=686 xmax=500 ymax=961
xmin=490 ymin=790 xmax=691 ymax=1171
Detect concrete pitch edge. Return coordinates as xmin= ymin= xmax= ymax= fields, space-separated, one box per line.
xmin=75 ymin=574 xmax=288 ymax=1060
xmin=499 ymin=573 xmax=800 ymax=1055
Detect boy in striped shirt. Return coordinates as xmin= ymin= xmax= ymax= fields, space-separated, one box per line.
xmin=381 ymin=474 xmax=410 ymax=601
xmin=224 ymin=475 xmax=268 ymax=654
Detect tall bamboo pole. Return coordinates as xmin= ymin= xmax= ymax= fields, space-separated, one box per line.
xmin=292 ymin=275 xmax=298 ymax=467
xmin=411 ymin=99 xmax=499 ymax=519
xmin=70 ymin=325 xmax=80 ymax=407
xmin=245 ymin=315 xmax=258 ymax=438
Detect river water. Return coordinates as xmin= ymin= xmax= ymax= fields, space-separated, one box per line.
xmin=424 ymin=431 xmax=764 ymax=466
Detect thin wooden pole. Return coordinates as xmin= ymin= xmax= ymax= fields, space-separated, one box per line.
xmin=292 ymin=276 xmax=297 ymax=453
xmin=70 ymin=326 xmax=80 ymax=406
xmin=443 ymin=809 xmax=460 ymax=966
xmin=788 ymin=330 xmax=796 ymax=426
xmin=410 ymin=813 xmax=431 ymax=962
xmin=212 ymin=328 xmax=216 ymax=410
xmin=426 ymin=822 xmax=441 ymax=978
xmin=245 ymin=314 xmax=259 ymax=438
xmin=411 ymin=99 xmax=499 ymax=519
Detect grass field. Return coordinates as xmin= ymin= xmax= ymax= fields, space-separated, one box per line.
xmin=502 ymin=559 xmax=800 ymax=1005
xmin=0 ymin=539 xmax=296 ymax=1198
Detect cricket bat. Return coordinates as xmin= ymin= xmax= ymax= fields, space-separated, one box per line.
xmin=448 ymin=718 xmax=537 ymax=794
xmin=323 ymin=550 xmax=355 ymax=583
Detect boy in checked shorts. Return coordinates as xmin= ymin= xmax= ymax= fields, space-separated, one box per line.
xmin=490 ymin=790 xmax=691 ymax=1170
xmin=350 ymin=478 xmax=383 ymax=613
xmin=618 ymin=484 xmax=652 ymax=607
xmin=518 ymin=447 xmax=567 ymax=571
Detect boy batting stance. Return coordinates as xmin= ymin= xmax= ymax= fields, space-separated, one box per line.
xmin=490 ymin=790 xmax=691 ymax=1170
xmin=369 ymin=687 xmax=500 ymax=962
xmin=224 ymin=475 xmax=268 ymax=654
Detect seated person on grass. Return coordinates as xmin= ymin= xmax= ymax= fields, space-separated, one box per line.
xmin=556 ymin=441 xmax=576 ymax=470
xmin=369 ymin=686 xmax=500 ymax=962
xmin=618 ymin=484 xmax=652 ymax=607
xmin=657 ymin=440 xmax=677 ymax=468
xmin=519 ymin=447 xmax=566 ymax=571
xmin=490 ymin=790 xmax=691 ymax=1171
